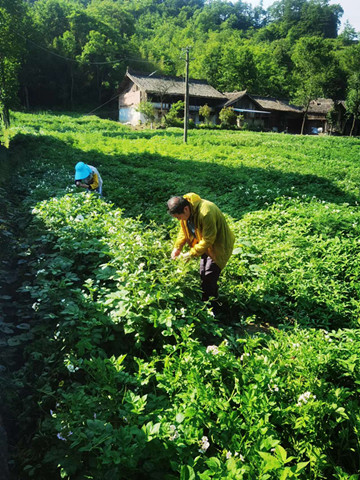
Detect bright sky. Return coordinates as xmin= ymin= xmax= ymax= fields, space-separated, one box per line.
xmin=247 ymin=0 xmax=360 ymax=33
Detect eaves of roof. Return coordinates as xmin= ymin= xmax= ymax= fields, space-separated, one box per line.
xmin=126 ymin=71 xmax=226 ymax=100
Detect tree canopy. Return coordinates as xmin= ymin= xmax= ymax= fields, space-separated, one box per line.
xmin=1 ymin=0 xmax=359 ymax=121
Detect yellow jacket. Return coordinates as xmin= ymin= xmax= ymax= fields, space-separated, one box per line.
xmin=88 ymin=173 xmax=99 ymax=191
xmin=174 ymin=193 xmax=235 ymax=269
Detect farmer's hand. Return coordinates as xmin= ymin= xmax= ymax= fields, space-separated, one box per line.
xmin=171 ymin=248 xmax=181 ymax=260
xmin=180 ymin=252 xmax=191 ymax=261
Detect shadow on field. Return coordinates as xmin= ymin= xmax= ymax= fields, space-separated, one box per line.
xmin=216 ymin=290 xmax=348 ymax=331
xmin=11 ymin=132 xmax=359 ymax=223
xmin=9 ymin=132 xmax=360 ymax=330
xmin=102 ymin=129 xmax=184 ymax=140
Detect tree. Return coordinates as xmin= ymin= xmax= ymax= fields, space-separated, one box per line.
xmin=0 ymin=0 xmax=25 ymax=128
xmin=164 ymin=100 xmax=184 ymax=127
xmin=268 ymin=0 xmax=343 ymax=39
xmin=219 ymin=107 xmax=236 ymax=128
xmin=346 ymin=73 xmax=360 ymax=137
xmin=199 ymin=103 xmax=211 ymax=124
xmin=338 ymin=20 xmax=358 ymax=46
xmin=135 ymin=101 xmax=156 ymax=127
xmin=53 ymin=30 xmax=78 ymax=109
xmin=291 ymin=36 xmax=338 ymax=134
xmin=326 ymin=106 xmax=340 ymax=135
xmin=20 ymin=0 xmax=135 ymax=109
xmin=216 ymin=36 xmax=258 ymax=92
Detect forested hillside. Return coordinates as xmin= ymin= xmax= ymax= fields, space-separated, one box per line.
xmin=1 ymin=0 xmax=360 ymax=123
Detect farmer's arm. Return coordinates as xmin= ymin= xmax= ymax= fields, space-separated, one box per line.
xmin=172 ymin=222 xmax=187 ymax=259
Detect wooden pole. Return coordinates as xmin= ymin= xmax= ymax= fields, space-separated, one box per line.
xmin=184 ymin=47 xmax=190 ymax=143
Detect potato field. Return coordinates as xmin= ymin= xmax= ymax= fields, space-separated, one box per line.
xmin=1 ymin=112 xmax=360 ymax=480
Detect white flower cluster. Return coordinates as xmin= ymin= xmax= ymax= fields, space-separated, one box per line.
xmin=296 ymin=391 xmax=316 ymax=407
xmin=66 ymin=363 xmax=79 ymax=373
xmin=199 ymin=436 xmax=210 ymax=453
xmin=268 ymin=384 xmax=279 ymax=392
xmin=206 ymin=345 xmax=219 ymax=355
xmin=240 ymin=353 xmax=250 ymax=361
xmin=169 ymin=424 xmax=179 ymax=441
xmin=322 ymin=330 xmax=333 ymax=342
xmin=226 ymin=451 xmax=245 ymax=461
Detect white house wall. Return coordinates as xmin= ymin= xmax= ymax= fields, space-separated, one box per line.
xmin=119 ymin=107 xmax=145 ymax=126
xmin=118 ymin=84 xmax=144 ymax=125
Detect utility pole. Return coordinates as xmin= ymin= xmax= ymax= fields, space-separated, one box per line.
xmin=183 ymin=47 xmax=190 ymax=143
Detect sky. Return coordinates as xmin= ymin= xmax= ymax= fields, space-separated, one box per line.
xmin=246 ymin=0 xmax=360 ymax=33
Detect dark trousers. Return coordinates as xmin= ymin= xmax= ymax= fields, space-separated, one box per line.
xmin=199 ymin=254 xmax=221 ymax=302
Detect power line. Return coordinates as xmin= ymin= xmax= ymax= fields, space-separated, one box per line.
xmin=86 ymin=93 xmax=120 ymax=115
xmin=15 ymin=31 xmax=155 ymax=66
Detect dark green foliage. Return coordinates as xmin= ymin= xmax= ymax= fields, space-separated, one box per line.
xmin=0 ymin=0 xmax=356 ymax=117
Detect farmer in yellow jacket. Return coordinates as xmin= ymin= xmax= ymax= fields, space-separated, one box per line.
xmin=167 ymin=193 xmax=235 ymax=304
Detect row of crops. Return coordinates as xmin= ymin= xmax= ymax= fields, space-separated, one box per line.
xmin=1 ymin=112 xmax=360 ymax=479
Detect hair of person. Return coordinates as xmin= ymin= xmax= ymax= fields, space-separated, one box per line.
xmin=167 ymin=196 xmax=190 ymax=215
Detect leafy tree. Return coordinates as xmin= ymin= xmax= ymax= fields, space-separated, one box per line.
xmin=0 ymin=0 xmax=26 ymax=128
xmin=338 ymin=20 xmax=358 ymax=46
xmin=53 ymin=30 xmax=78 ymax=108
xmin=268 ymin=0 xmax=343 ymax=39
xmin=199 ymin=103 xmax=211 ymax=124
xmin=135 ymin=100 xmax=156 ymax=127
xmin=193 ymin=0 xmax=254 ymax=33
xmin=164 ymin=100 xmax=184 ymax=127
xmin=217 ymin=36 xmax=258 ymax=92
xmin=219 ymin=106 xmax=236 ymax=128
xmin=21 ymin=0 xmax=135 ymax=108
xmin=291 ymin=36 xmax=338 ymax=134
xmin=346 ymin=73 xmax=360 ymax=137
xmin=326 ymin=106 xmax=338 ymax=135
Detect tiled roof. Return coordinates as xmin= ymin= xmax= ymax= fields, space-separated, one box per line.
xmin=223 ymin=91 xmax=301 ymax=113
xmin=223 ymin=90 xmax=248 ymax=107
xmin=307 ymin=98 xmax=335 ymax=114
xmin=252 ymin=95 xmax=302 ymax=113
xmin=126 ymin=70 xmax=226 ymax=100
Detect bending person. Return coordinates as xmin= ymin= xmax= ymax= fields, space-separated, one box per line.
xmin=167 ymin=193 xmax=235 ymax=305
xmin=74 ymin=162 xmax=103 ymax=195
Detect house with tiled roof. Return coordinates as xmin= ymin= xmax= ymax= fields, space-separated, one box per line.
xmin=223 ymin=91 xmax=347 ymax=134
xmin=222 ymin=90 xmax=303 ymax=133
xmin=118 ymin=68 xmax=226 ymax=126
xmin=118 ymin=69 xmax=347 ymax=133
xmin=306 ymin=98 xmax=347 ymax=134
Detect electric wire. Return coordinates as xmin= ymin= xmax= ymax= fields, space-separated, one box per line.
xmin=15 ymin=31 xmax=155 ymax=66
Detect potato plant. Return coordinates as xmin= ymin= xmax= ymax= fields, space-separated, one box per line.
xmin=1 ymin=112 xmax=360 ymax=479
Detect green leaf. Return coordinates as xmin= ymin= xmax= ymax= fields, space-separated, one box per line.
xmin=16 ymin=323 xmax=31 ymax=330
xmin=180 ymin=465 xmax=196 ymax=480
xmin=295 ymin=461 xmax=309 ymax=473
xmin=258 ymin=452 xmax=282 ymax=471
xmin=206 ymin=457 xmax=221 ymax=471
xmin=275 ymin=445 xmax=287 ymax=463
